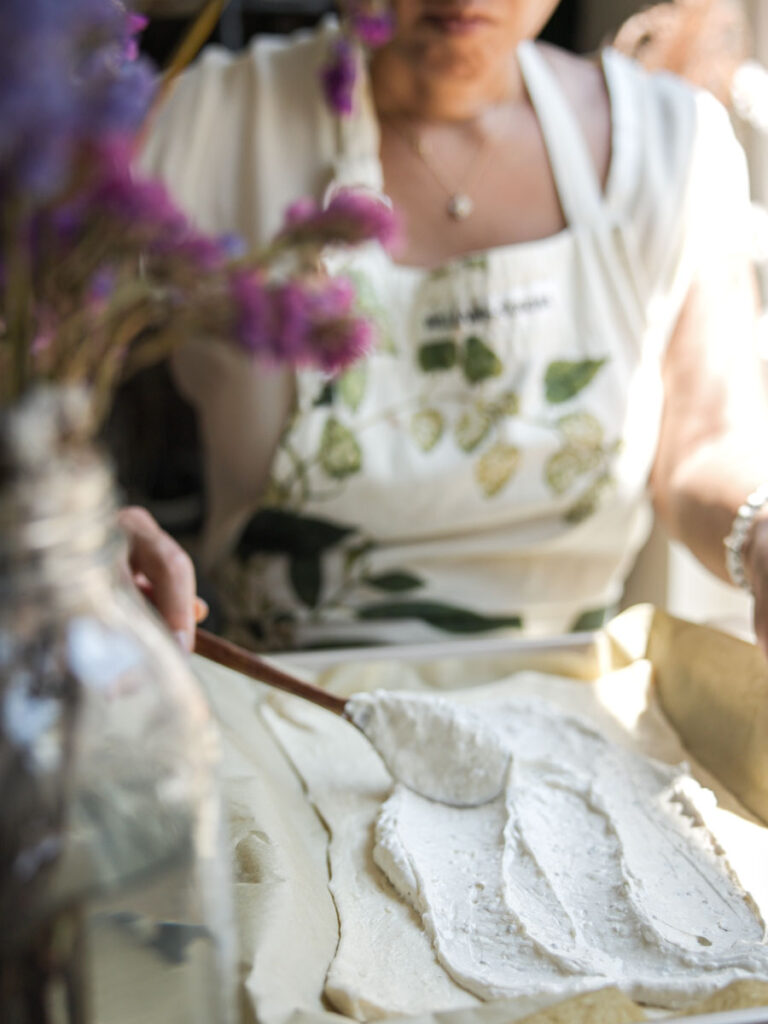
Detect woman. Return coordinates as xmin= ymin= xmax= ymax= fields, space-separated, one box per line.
xmin=129 ymin=0 xmax=768 ymax=653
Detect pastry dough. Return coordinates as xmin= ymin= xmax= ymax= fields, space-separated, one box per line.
xmin=262 ymin=660 xmax=768 ymax=1020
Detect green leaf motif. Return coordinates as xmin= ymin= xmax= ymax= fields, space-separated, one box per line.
xmin=419 ymin=339 xmax=458 ymax=372
xmin=313 ymin=381 xmax=336 ymax=407
xmin=463 ymin=254 xmax=489 ymax=272
xmin=411 ymin=409 xmax=444 ymax=452
xmin=461 ymin=336 xmax=502 ymax=384
xmin=565 ymin=473 xmax=615 ymax=524
xmin=236 ymin=508 xmax=356 ymax=558
xmin=475 ymin=442 xmax=520 ymax=497
xmin=260 ymin=476 xmax=289 ymax=508
xmin=545 ymin=447 xmax=581 ymax=495
xmin=557 ymin=411 xmax=604 ymax=446
xmin=338 ymin=364 xmax=367 ymax=412
xmin=319 ymin=417 xmax=363 ymax=479
xmin=570 ymin=607 xmax=610 ymax=632
xmin=545 ymin=359 xmax=607 ymax=404
xmin=575 ymin=447 xmax=601 ymax=473
xmin=345 ymin=268 xmax=397 ymax=354
xmin=364 ymin=571 xmax=424 ymax=593
xmin=455 ymin=404 xmax=492 ymax=453
xmin=495 ymin=391 xmax=520 ymax=418
xmin=290 ymin=555 xmax=322 ymax=608
xmin=357 ymin=600 xmax=522 ymax=633
xmin=344 ymin=540 xmax=376 ymax=572
xmin=545 ymin=445 xmax=601 ymax=495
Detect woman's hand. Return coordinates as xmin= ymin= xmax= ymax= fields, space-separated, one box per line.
xmin=117 ymin=505 xmax=206 ymax=651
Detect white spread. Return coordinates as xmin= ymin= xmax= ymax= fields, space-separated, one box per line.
xmin=345 ymin=690 xmax=509 ymax=806
xmin=369 ymin=695 xmax=768 ymax=1007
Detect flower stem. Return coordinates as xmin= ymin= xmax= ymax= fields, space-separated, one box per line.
xmin=3 ymin=204 xmax=33 ymax=402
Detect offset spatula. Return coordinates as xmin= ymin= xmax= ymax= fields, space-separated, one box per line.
xmin=194 ymin=627 xmax=509 ymax=806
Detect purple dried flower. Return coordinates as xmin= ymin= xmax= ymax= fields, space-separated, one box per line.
xmin=1 ymin=0 xmax=381 ymax=410
xmin=320 ymin=2 xmax=393 ymax=115
xmin=168 ymin=234 xmax=229 ymax=271
xmin=230 ymin=273 xmax=312 ymax=363
xmin=230 ymin=270 xmax=272 ymax=354
xmin=87 ymin=268 xmax=117 ymax=306
xmin=305 ymin=276 xmax=356 ymax=320
xmin=324 ymin=190 xmax=400 ymax=249
xmin=48 ymin=201 xmax=86 ymax=244
xmin=125 ymin=13 xmax=149 ymax=61
xmin=0 ymin=37 xmax=77 ymax=200
xmin=83 ymin=57 xmax=156 ymax=138
xmin=0 ymin=0 xmax=156 ymax=202
xmin=320 ymin=38 xmax=357 ymax=117
xmin=128 ymin=13 xmax=150 ymax=34
xmin=229 ymin=271 xmax=374 ymax=374
xmin=30 ymin=326 xmax=54 ymax=358
xmin=278 ymin=188 xmax=400 ymax=252
xmin=93 ymin=165 xmax=179 ymax=226
xmin=311 ymin=312 xmax=374 ymax=375
xmin=350 ymin=10 xmax=395 ymax=47
xmin=269 ymin=283 xmax=306 ymax=362
xmin=271 ymin=278 xmax=374 ymax=373
xmin=82 ymin=142 xmax=233 ymax=271
xmin=219 ymin=234 xmax=247 ymax=259
xmin=284 ymin=197 xmax=320 ymax=227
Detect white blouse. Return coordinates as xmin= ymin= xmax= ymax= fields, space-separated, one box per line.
xmin=140 ymin=23 xmax=751 ymax=648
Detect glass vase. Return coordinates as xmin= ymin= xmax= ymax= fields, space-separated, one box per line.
xmin=0 ymin=390 xmax=235 ymax=1024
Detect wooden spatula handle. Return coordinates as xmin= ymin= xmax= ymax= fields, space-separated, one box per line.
xmin=194 ymin=628 xmax=348 ymax=715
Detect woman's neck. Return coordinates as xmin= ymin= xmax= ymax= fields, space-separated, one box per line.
xmin=370 ymin=43 xmax=528 ymax=123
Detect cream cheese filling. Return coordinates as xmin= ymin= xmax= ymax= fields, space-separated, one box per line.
xmin=261 ymin=663 xmax=768 ymax=1018
xmin=345 ymin=690 xmax=509 ymax=805
xmin=371 ymin=695 xmax=768 ymax=1007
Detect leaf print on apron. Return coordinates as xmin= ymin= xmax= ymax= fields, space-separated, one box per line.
xmin=211 ymin=43 xmax=674 ymax=650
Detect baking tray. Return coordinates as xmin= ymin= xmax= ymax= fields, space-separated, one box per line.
xmin=193 ymin=604 xmax=768 ymax=1024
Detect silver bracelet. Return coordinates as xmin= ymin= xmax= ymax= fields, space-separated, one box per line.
xmin=724 ymin=482 xmax=768 ymax=590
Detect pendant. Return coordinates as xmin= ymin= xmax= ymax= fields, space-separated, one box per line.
xmin=447 ymin=193 xmax=473 ymax=221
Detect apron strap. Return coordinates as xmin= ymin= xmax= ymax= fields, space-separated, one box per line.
xmin=517 ymin=40 xmax=606 ymax=230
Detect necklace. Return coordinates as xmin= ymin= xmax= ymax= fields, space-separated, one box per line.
xmin=389 ymin=120 xmax=498 ymax=221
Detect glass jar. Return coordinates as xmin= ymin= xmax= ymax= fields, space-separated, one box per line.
xmin=0 ymin=392 xmax=235 ymax=1024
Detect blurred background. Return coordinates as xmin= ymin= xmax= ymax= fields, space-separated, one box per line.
xmin=137 ymin=0 xmax=585 ymax=62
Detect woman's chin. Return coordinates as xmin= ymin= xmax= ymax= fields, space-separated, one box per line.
xmin=403 ymin=30 xmax=500 ymax=76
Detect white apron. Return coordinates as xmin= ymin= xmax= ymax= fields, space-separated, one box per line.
xmin=140 ymin=28 xmax=751 ymax=650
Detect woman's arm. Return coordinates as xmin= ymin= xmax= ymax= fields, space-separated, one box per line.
xmin=650 ymin=245 xmax=768 ymax=647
